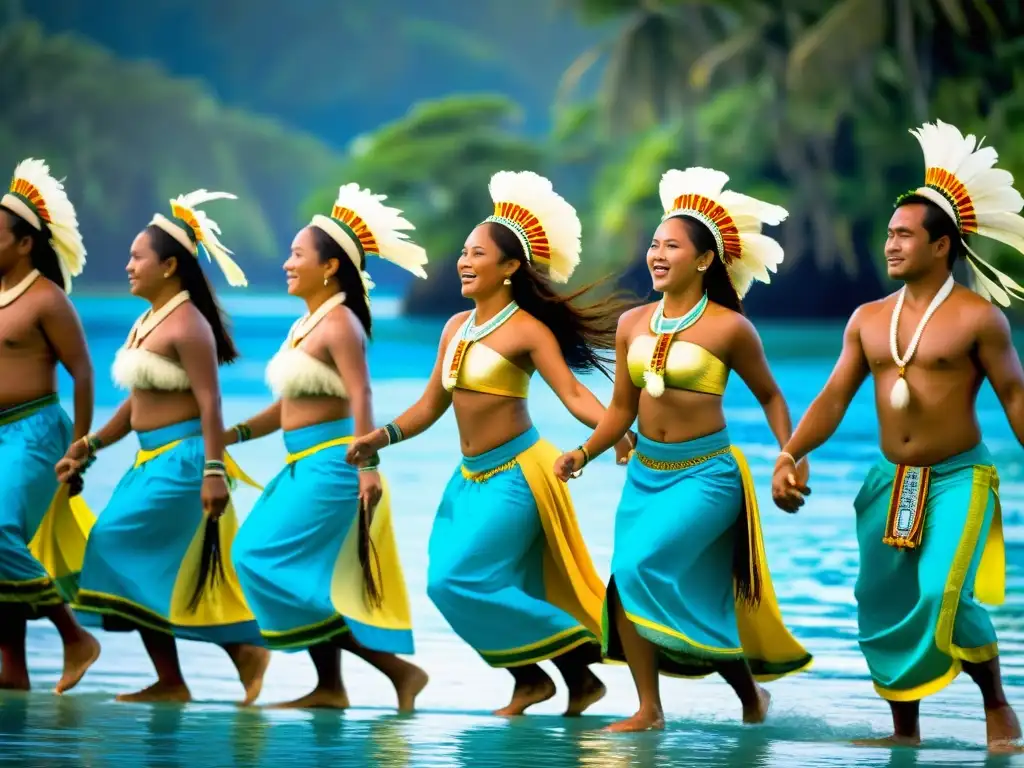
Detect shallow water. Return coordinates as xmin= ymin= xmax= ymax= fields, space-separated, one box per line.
xmin=2 ymin=295 xmax=1024 ymax=767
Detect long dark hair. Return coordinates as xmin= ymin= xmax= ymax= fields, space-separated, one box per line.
xmin=674 ymin=216 xmax=744 ymax=315
xmin=2 ymin=208 xmax=66 ymax=291
xmin=145 ymin=224 xmax=239 ymax=364
xmin=308 ymin=225 xmax=372 ymax=338
xmin=488 ymin=222 xmax=636 ymax=379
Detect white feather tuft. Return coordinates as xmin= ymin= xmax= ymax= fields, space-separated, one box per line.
xmin=908 ymin=120 xmax=1024 ymax=305
xmin=642 ymin=370 xmax=666 ymax=398
xmin=5 ymin=158 xmax=86 ymax=292
xmin=658 ymin=168 xmax=788 ymax=297
xmin=168 ymin=190 xmax=248 ymax=287
xmin=329 ymin=183 xmax=428 ymax=279
xmin=487 ymin=171 xmax=581 ymax=283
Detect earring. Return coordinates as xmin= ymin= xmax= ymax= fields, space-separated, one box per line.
xmin=697 ymin=265 xmax=707 ymax=272
xmin=503 ymin=278 xmax=512 ymax=286
xmin=163 ymin=272 xmax=171 ymax=279
xmin=323 ymin=276 xmax=329 ymax=287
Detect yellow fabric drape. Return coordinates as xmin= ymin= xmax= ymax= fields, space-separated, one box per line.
xmin=515 ymin=438 xmax=606 ymax=641
xmin=730 ymin=446 xmax=813 ymax=680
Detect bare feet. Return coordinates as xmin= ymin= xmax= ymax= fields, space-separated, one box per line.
xmin=742 ymin=685 xmax=771 ymax=724
xmin=55 ymin=631 xmax=100 ymax=694
xmin=603 ymin=708 xmax=665 ymax=733
xmin=393 ymin=663 xmax=429 ymax=713
xmin=851 ymin=735 xmax=921 ymax=748
xmin=0 ymin=670 xmax=30 ymax=691
xmin=986 ymin=704 xmax=1024 ymax=753
xmin=493 ymin=677 xmax=557 ymax=716
xmin=116 ymin=681 xmax=192 ymax=704
xmin=265 ymin=687 xmax=350 ymax=710
xmin=230 ymin=645 xmax=271 ymax=706
xmin=565 ymin=670 xmax=606 ymax=716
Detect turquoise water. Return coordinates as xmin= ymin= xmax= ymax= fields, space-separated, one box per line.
xmin=3 ymin=294 xmax=1024 ymax=767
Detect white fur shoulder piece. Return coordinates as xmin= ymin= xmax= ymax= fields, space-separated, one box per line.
xmin=112 ymin=347 xmax=191 ymax=391
xmin=265 ymin=347 xmax=347 ymax=399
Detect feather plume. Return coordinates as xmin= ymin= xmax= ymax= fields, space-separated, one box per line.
xmin=168 ymin=190 xmax=247 ymax=287
xmin=327 ymin=183 xmax=428 ymax=279
xmin=3 ymin=158 xmax=86 ymax=292
xmin=486 ymin=171 xmax=581 ymax=283
xmin=907 ymin=119 xmax=1024 ymax=305
xmin=659 ymin=168 xmax=788 ymax=298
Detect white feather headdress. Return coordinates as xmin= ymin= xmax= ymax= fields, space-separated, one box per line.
xmin=310 ymin=183 xmax=428 ymax=295
xmin=150 ymin=190 xmax=247 ymax=287
xmin=484 ymin=171 xmax=581 ymax=284
xmin=658 ymin=168 xmax=787 ymax=299
xmin=1 ymin=158 xmax=86 ymax=292
xmin=901 ymin=120 xmax=1024 ymax=306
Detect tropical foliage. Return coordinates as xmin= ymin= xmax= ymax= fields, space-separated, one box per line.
xmin=0 ymin=21 xmax=341 ymax=289
xmin=553 ymin=0 xmax=1024 ymax=315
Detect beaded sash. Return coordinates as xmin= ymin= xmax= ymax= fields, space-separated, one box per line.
xmin=882 ymin=464 xmax=931 ymax=550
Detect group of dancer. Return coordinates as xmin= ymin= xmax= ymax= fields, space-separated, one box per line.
xmin=1 ymin=118 xmax=1023 ymax=751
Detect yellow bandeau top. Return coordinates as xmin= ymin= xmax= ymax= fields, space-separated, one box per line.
xmin=441 ymin=335 xmax=531 ymax=399
xmin=627 ymin=335 xmax=729 ymax=396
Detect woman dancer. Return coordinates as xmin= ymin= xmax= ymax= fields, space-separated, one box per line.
xmin=555 ymin=168 xmax=812 ymax=731
xmin=230 ymin=183 xmax=429 ymax=711
xmin=56 ymin=191 xmax=269 ymax=704
xmin=347 ymin=171 xmax=634 ymax=716
xmin=0 ymin=158 xmax=98 ymax=692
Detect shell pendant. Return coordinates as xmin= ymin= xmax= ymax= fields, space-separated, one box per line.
xmin=890 ymin=371 xmax=910 ymax=410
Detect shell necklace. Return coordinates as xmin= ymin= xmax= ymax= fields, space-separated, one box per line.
xmin=643 ymin=293 xmax=708 ymax=397
xmin=0 ymin=269 xmax=40 ymax=308
xmin=290 ymin=292 xmax=346 ymax=348
xmin=888 ymin=275 xmax=954 ymax=409
xmin=126 ymin=291 xmax=191 ymax=349
xmin=444 ymin=300 xmax=519 ymax=391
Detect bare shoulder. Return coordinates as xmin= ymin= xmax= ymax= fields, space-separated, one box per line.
xmin=176 ymin=301 xmax=215 ymax=342
xmin=848 ymin=295 xmax=894 ymax=332
xmin=512 ymin=308 xmax=556 ymax=343
xmin=30 ymin=278 xmax=76 ymax=318
xmin=322 ymin=303 xmax=366 ymax=344
xmin=705 ymin=303 xmax=755 ymax=342
xmin=955 ymin=287 xmax=1012 ymax=339
xmin=618 ymin=302 xmax=654 ymax=333
xmin=440 ymin=310 xmax=472 ymax=342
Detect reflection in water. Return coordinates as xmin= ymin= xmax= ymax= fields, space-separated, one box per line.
xmin=4 ymin=313 xmax=1022 ymax=766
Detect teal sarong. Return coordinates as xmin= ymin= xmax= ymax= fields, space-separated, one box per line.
xmin=233 ymin=418 xmax=414 ymax=654
xmin=0 ymin=394 xmax=92 ymax=614
xmin=427 ymin=426 xmax=606 ymax=667
xmin=74 ymin=419 xmax=262 ymax=644
xmin=606 ymin=428 xmax=811 ymax=679
xmin=854 ymin=442 xmax=1003 ymax=701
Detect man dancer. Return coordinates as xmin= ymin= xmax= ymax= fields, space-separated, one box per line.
xmin=773 ymin=120 xmax=1024 ymax=752
xmin=0 ymin=158 xmax=99 ymax=693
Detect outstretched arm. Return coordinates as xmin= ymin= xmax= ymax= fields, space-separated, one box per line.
xmin=40 ymin=293 xmax=93 ymax=442
xmin=345 ymin=313 xmax=460 ymax=463
xmin=554 ymin=312 xmax=641 ymax=480
xmin=729 ymin=316 xmax=794 ymax=450
xmin=782 ymin=308 xmax=869 ymax=462
xmin=529 ymin=324 xmax=607 ymax=430
xmin=977 ymin=305 xmax=1024 ymax=446
xmin=224 ymin=401 xmax=281 ymax=445
xmin=773 ymin=307 xmax=869 ymax=511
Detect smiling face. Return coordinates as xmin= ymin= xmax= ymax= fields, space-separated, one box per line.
xmin=125 ymin=229 xmax=171 ymax=298
xmin=885 ymin=203 xmax=950 ymax=281
xmin=646 ymin=216 xmax=716 ymax=294
xmin=284 ymin=226 xmax=340 ymax=297
xmin=457 ymin=223 xmax=519 ymax=299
